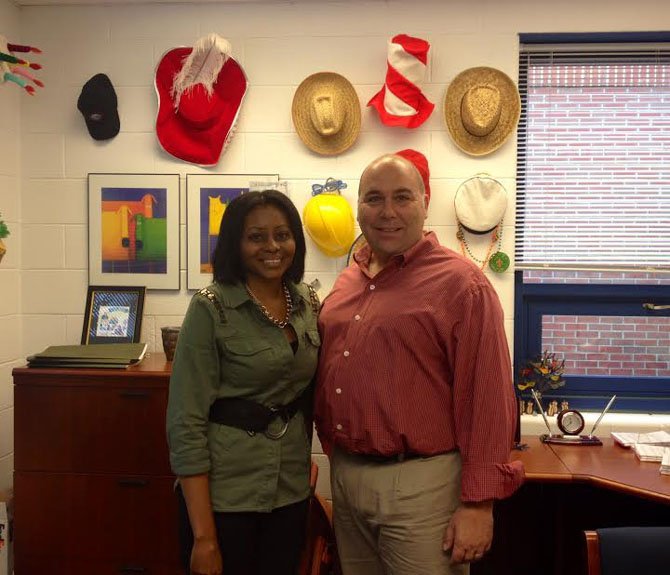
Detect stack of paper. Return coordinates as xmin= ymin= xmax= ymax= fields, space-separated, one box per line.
xmin=633 ymin=443 xmax=666 ymax=462
xmin=27 ymin=343 xmax=147 ymax=369
xmin=660 ymin=448 xmax=670 ymax=475
xmin=611 ymin=430 xmax=670 ymax=448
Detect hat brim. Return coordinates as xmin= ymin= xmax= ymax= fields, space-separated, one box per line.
xmin=368 ymin=87 xmax=435 ymax=129
xmin=444 ymin=67 xmax=520 ymax=156
xmin=155 ymin=47 xmax=248 ymax=166
xmin=85 ymin=110 xmax=120 ymax=141
xmin=292 ymin=72 xmax=361 ymax=156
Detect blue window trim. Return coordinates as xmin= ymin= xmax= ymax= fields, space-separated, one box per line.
xmin=514 ymin=271 xmax=670 ymax=412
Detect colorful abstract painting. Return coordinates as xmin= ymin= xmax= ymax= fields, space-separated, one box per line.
xmin=89 ymin=174 xmax=180 ymax=289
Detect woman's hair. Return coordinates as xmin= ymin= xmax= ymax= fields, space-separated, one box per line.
xmin=212 ymin=190 xmax=306 ymax=285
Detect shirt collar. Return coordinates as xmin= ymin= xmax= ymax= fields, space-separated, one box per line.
xmin=217 ymin=282 xmax=251 ymax=308
xmin=216 ymin=280 xmax=308 ymax=312
xmin=353 ymin=231 xmax=438 ymax=273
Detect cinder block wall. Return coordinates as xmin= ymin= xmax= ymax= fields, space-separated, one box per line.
xmin=0 ymin=0 xmax=21 ymax=492
xmin=1 ymin=0 xmax=667 ymax=493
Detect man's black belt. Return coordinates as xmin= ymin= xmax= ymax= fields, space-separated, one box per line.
xmin=356 ymin=452 xmax=426 ymax=464
xmin=208 ymin=392 xmax=308 ymax=439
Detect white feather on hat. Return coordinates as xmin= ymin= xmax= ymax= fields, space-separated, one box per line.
xmin=171 ymin=33 xmax=232 ymax=110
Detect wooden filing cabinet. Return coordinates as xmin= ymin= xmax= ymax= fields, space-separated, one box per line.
xmin=12 ymin=354 xmax=181 ymax=575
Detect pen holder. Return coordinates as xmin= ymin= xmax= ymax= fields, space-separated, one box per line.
xmin=161 ymin=326 xmax=181 ymax=362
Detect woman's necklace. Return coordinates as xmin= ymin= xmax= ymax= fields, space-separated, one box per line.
xmin=457 ymin=220 xmax=510 ymax=273
xmin=245 ymin=282 xmax=293 ymax=328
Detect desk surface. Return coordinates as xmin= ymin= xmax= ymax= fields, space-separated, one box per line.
xmin=515 ymin=435 xmax=670 ymax=504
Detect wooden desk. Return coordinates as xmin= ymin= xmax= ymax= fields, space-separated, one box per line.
xmin=511 ymin=436 xmax=572 ymax=482
xmin=550 ymin=438 xmax=670 ymax=504
xmin=475 ymin=436 xmax=670 ymax=575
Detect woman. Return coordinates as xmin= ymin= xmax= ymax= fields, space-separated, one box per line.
xmin=167 ymin=190 xmax=320 ymax=575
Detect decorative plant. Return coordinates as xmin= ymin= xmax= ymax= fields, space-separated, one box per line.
xmin=0 ymin=213 xmax=9 ymax=239
xmin=517 ymin=350 xmax=566 ymax=395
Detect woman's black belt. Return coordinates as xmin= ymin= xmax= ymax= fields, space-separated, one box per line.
xmin=208 ymin=392 xmax=308 ymax=439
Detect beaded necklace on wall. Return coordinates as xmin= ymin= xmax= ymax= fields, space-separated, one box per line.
xmin=456 ymin=219 xmax=510 ymax=273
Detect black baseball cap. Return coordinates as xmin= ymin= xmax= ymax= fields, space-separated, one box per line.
xmin=77 ymin=73 xmax=120 ymax=141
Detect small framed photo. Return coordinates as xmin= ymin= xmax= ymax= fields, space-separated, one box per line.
xmin=88 ymin=173 xmax=180 ymax=290
xmin=186 ymin=174 xmax=280 ymax=290
xmin=81 ymin=286 xmax=146 ymax=345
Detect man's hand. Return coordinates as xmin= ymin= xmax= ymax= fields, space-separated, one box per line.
xmin=442 ymin=500 xmax=494 ymax=564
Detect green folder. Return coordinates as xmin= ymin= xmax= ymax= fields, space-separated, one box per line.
xmin=27 ymin=342 xmax=147 ymax=365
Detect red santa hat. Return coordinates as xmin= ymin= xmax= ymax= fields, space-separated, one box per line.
xmin=368 ymin=34 xmax=435 ymax=129
xmin=395 ymin=148 xmax=431 ymax=207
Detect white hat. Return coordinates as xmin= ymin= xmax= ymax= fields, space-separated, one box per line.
xmin=454 ymin=175 xmax=507 ymax=233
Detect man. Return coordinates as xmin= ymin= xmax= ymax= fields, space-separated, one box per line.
xmin=314 ymin=152 xmax=524 ymax=575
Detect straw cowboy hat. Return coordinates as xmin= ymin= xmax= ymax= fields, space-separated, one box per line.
xmin=292 ymin=72 xmax=361 ymax=156
xmin=444 ymin=67 xmax=520 ymax=156
xmin=155 ymin=33 xmax=248 ymax=166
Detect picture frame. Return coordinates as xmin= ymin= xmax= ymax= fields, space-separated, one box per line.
xmin=186 ymin=173 xmax=280 ymax=290
xmin=81 ymin=285 xmax=146 ymax=345
xmin=88 ymin=173 xmax=180 ymax=290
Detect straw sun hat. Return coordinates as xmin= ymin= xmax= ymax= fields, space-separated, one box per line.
xmin=444 ymin=67 xmax=520 ymax=156
xmin=292 ymin=72 xmax=361 ymax=156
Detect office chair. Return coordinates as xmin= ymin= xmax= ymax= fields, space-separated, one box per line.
xmin=298 ymin=460 xmax=341 ymax=575
xmin=584 ymin=527 xmax=670 ymax=575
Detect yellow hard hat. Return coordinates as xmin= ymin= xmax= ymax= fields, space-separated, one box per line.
xmin=303 ymin=191 xmax=355 ymax=258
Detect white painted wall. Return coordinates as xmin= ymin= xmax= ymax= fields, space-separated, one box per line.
xmin=1 ymin=0 xmax=667 ymax=492
xmin=0 ymin=0 xmax=21 ymax=492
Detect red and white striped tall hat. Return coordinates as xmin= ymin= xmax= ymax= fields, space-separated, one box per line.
xmin=367 ymin=34 xmax=434 ymax=129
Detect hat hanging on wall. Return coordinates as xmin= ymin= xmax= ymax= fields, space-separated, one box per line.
xmin=77 ymin=73 xmax=119 ymax=140
xmin=444 ymin=66 xmax=520 ymax=156
xmin=454 ymin=174 xmax=510 ymax=273
xmin=394 ymin=148 xmax=431 ymax=207
xmin=292 ymin=72 xmax=361 ymax=156
xmin=155 ymin=33 xmax=248 ymax=166
xmin=303 ymin=177 xmax=355 ymax=257
xmin=368 ymin=34 xmax=434 ymax=128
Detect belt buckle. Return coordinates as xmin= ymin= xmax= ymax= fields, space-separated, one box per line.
xmin=264 ymin=406 xmax=289 ymax=440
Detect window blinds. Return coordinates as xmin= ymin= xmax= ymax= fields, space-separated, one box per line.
xmin=515 ymin=44 xmax=670 ymax=271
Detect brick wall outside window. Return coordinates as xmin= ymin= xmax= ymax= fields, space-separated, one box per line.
xmin=541 ymin=314 xmax=670 ymax=377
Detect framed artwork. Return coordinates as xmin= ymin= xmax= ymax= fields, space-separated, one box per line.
xmin=81 ymin=285 xmax=146 ymax=344
xmin=186 ymin=174 xmax=280 ymax=290
xmin=88 ymin=173 xmax=180 ymax=289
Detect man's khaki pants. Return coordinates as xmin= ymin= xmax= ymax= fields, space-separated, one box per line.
xmin=330 ymin=449 xmax=468 ymax=575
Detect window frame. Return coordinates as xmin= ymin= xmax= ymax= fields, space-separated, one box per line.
xmin=514 ymin=273 xmax=670 ymax=412
xmin=514 ymin=32 xmax=670 ymax=412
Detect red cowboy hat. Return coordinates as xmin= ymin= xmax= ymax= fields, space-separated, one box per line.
xmin=155 ymin=34 xmax=248 ymax=166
